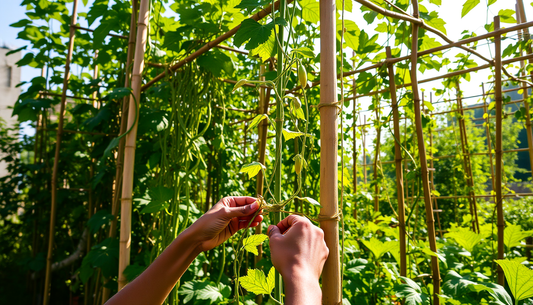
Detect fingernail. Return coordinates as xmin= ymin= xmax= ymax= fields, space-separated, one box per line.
xmin=249 ymin=201 xmax=258 ymax=211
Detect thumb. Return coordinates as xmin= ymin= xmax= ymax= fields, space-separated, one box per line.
xmin=268 ymin=225 xmax=281 ymax=238
xmin=224 ymin=201 xmax=259 ymax=219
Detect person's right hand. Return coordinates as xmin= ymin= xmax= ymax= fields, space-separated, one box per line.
xmin=267 ymin=215 xmax=329 ymax=282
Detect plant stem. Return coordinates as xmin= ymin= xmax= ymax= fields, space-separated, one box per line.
xmin=273 ymin=0 xmax=286 ymax=301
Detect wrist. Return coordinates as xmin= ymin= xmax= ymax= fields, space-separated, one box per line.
xmin=178 ymin=227 xmax=204 ymax=256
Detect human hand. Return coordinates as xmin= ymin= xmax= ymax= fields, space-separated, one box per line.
xmin=268 ymin=215 xmax=329 ymax=282
xmin=187 ymin=196 xmax=263 ymax=252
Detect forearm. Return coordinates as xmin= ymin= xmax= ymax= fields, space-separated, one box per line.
xmin=283 ymin=272 xmax=322 ymax=305
xmin=106 ymin=228 xmax=202 ymax=305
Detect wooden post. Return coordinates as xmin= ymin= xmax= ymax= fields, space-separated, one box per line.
xmin=386 ymin=46 xmax=407 ymax=276
xmin=482 ymin=84 xmax=496 ymax=192
xmin=409 ymin=1 xmax=440 ymax=303
xmin=455 ymin=81 xmax=480 ymax=233
xmin=118 ymin=0 xmax=150 ymax=291
xmin=363 ymin=115 xmax=367 ymax=185
xmin=319 ymin=0 xmax=341 ymax=303
xmin=43 ymin=1 xmax=78 ymax=303
xmin=494 ymin=16 xmax=505 ymax=286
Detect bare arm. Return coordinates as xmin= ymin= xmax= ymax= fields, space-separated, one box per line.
xmin=106 ymin=196 xmax=262 ymax=305
xmin=268 ymin=215 xmax=329 ymax=305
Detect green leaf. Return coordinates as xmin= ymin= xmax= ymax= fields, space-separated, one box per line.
xmin=250 ymin=31 xmax=276 ymax=62
xmin=107 ymin=87 xmax=132 ymax=100
xmin=16 ymin=52 xmax=34 ymax=67
xmin=235 ymin=0 xmax=270 ymax=13
xmin=291 ymin=47 xmax=315 ymax=58
xmin=240 ymin=162 xmax=266 ymax=179
xmin=103 ymin=137 xmax=120 ymax=159
xmin=239 ymin=267 xmax=275 ymax=295
xmin=242 ymin=234 xmax=268 ymax=255
xmin=179 ymin=280 xmax=225 ymax=304
xmin=87 ymin=210 xmax=114 ymax=234
xmin=5 ymin=46 xmax=27 ymax=56
xmin=444 ymin=227 xmax=482 ymax=252
xmin=247 ymin=114 xmax=269 ymax=131
xmin=234 ymin=19 xmax=275 ymax=50
xmin=484 ymin=283 xmax=513 ymax=305
xmin=295 ymin=196 xmax=321 ymax=207
xmin=10 ymin=19 xmax=32 ymax=28
xmin=498 ymin=9 xmax=517 ymax=24
xmin=495 ymin=259 xmax=533 ymax=302
xmin=282 ymin=129 xmax=309 ymax=141
xmin=81 ymin=238 xmax=119 ymax=279
xmin=425 ymin=16 xmax=447 ymax=35
xmin=394 ymin=276 xmax=430 ymax=305
xmin=149 ymin=186 xmax=174 ymax=203
xmin=361 ymin=238 xmax=397 ymax=259
xmin=461 ymin=0 xmax=480 ymax=18
xmin=504 ymin=224 xmax=533 ymax=249
xmin=197 ymin=50 xmax=234 ymax=77
xmin=300 ymin=0 xmax=320 ymax=24
xmin=423 ymin=101 xmax=435 ymax=111
xmin=429 ymin=0 xmax=441 ymax=5
xmin=123 ymin=264 xmax=146 ymax=282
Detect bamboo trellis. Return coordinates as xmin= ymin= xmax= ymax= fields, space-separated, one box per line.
xmin=37 ymin=0 xmax=533 ymax=303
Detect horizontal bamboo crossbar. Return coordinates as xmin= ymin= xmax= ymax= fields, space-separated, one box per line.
xmin=73 ymin=25 xmax=128 ymax=39
xmin=40 ymin=91 xmax=97 ymax=101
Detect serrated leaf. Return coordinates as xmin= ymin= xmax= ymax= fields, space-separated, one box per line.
xmin=495 ymin=259 xmax=533 ymax=302
xmin=240 ymin=162 xmax=266 ymax=179
xmin=461 ymin=0 xmax=480 ymax=18
xmin=242 ymin=234 xmax=268 ymax=255
xmin=248 ymin=114 xmax=269 ymax=131
xmin=295 ymin=196 xmax=321 ymax=207
xmin=425 ymin=17 xmax=447 ymax=35
xmin=250 ymin=31 xmax=276 ymax=62
xmin=239 ymin=267 xmax=275 ymax=295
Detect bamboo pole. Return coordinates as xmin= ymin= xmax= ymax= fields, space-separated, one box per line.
xmin=409 ymin=1 xmax=440 ymax=303
xmin=319 ymin=0 xmax=341 ymax=303
xmin=43 ymin=1 xmax=78 ymax=303
xmin=363 ymin=115 xmax=367 ymax=185
xmin=141 ymin=0 xmax=292 ymax=91
xmin=494 ymin=16 xmax=505 ymax=286
xmin=103 ymin=2 xmax=138 ymax=303
xmin=455 ymin=82 xmax=480 ymax=233
xmin=516 ymin=1 xmax=533 ymax=177
xmin=118 ymin=0 xmax=150 ymax=291
xmin=386 ymin=46 xmax=406 ymax=277
xmin=428 ymin=93 xmax=442 ymax=238
xmin=482 ymin=84 xmax=496 ymax=196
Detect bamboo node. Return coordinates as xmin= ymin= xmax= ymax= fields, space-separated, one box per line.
xmin=316 ymin=211 xmax=342 ymax=222
xmin=120 ymin=197 xmax=132 ymax=201
xmin=315 ymin=101 xmax=342 ymax=115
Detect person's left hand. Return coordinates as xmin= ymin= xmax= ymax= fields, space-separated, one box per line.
xmin=187 ymin=196 xmax=263 ymax=252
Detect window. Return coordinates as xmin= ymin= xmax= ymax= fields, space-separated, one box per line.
xmin=6 ymin=66 xmax=12 ymax=88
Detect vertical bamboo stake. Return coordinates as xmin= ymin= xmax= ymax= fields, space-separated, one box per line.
xmin=409 ymin=1 xmax=440 ymax=303
xmin=273 ymin=0 xmax=286 ymax=300
xmin=109 ymin=0 xmax=138 ymax=240
xmin=255 ymin=64 xmax=268 ymax=305
xmin=319 ymin=0 xmax=341 ymax=303
xmin=516 ymin=1 xmax=533 ymax=176
xmin=43 ymin=1 xmax=79 ymax=303
xmin=428 ymin=93 xmax=442 ymax=238
xmin=482 ymin=84 xmax=496 ymax=191
xmin=118 ymin=0 xmax=150 ymax=291
xmin=386 ymin=46 xmax=407 ymax=277
xmin=494 ymin=16 xmax=505 ymax=286
xmin=455 ymin=82 xmax=480 ymax=232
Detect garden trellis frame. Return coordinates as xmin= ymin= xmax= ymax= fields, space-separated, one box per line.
xmin=36 ymin=0 xmax=533 ymax=304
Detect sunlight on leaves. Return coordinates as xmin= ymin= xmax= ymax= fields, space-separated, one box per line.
xmin=242 ymin=234 xmax=268 ymax=255
xmin=495 ymin=259 xmax=533 ymax=302
xmin=239 ymin=162 xmax=266 ymax=179
xmin=239 ymin=267 xmax=275 ymax=295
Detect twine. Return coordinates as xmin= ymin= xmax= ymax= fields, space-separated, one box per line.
xmin=313 ymin=100 xmax=342 ymax=116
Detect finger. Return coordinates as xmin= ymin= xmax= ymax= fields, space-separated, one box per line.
xmin=276 ymin=214 xmax=308 ymax=233
xmin=230 ymin=196 xmax=257 ymax=207
xmin=268 ymin=225 xmax=281 ymax=238
xmin=223 ymin=201 xmax=259 ymax=219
